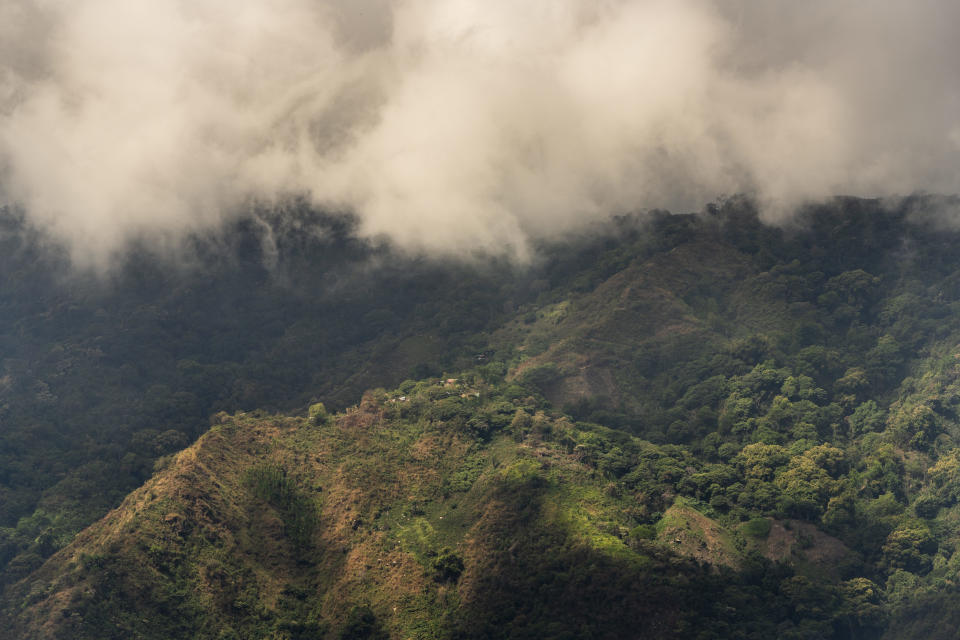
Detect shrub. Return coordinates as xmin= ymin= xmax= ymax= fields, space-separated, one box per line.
xmin=432 ymin=548 xmax=465 ymax=583
xmin=629 ymin=524 xmax=657 ymax=541
xmin=339 ymin=605 xmax=388 ymax=640
xmin=742 ymin=517 xmax=772 ymax=539
xmin=308 ymin=402 xmax=329 ymax=425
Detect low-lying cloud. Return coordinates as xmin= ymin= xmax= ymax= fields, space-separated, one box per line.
xmin=1 ymin=0 xmax=959 ymax=266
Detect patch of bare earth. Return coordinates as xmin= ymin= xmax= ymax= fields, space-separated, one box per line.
xmin=658 ymin=506 xmax=740 ymax=569
xmin=761 ymin=519 xmax=850 ymax=567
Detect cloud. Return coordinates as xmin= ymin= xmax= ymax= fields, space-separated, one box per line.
xmin=1 ymin=0 xmax=959 ymax=266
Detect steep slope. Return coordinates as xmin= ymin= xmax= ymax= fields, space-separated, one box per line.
xmin=0 ymin=208 xmax=537 ymax=586
xmin=2 ymin=379 xmax=875 ymax=640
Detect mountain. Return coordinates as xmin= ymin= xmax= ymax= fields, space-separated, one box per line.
xmin=0 ymin=390 xmax=876 ymax=639
xmin=4 ymin=196 xmax=960 ymax=637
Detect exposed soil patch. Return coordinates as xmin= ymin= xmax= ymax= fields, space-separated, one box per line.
xmin=657 ymin=505 xmax=740 ymax=569
xmin=760 ymin=519 xmax=850 ymax=568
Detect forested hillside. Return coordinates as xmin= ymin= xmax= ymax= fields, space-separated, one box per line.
xmin=5 ymin=196 xmax=960 ymax=637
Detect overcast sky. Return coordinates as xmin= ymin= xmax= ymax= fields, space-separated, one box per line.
xmin=2 ymin=0 xmax=958 ymax=266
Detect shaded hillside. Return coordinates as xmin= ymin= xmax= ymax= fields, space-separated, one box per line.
xmin=0 ymin=206 xmax=547 ymax=584
xmin=493 ymin=236 xmax=792 ymax=420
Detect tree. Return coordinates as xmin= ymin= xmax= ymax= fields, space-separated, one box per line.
xmin=339 ymin=605 xmax=388 ymax=640
xmin=865 ymin=335 xmax=904 ymax=387
xmin=735 ymin=443 xmax=789 ymax=481
xmin=882 ymin=525 xmax=937 ymax=574
xmin=847 ymin=400 xmax=885 ymax=436
xmin=432 ymin=548 xmax=465 ymax=583
xmin=927 ymin=448 xmax=960 ymax=505
xmin=837 ymin=578 xmax=887 ymax=635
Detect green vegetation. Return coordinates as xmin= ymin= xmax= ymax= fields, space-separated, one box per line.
xmin=6 ymin=196 xmax=960 ymax=636
xmin=430 ymin=549 xmax=464 ymax=583
xmin=339 ymin=606 xmax=388 ymax=640
xmin=243 ymin=463 xmax=319 ymax=548
xmin=743 ymin=517 xmax=772 ymax=538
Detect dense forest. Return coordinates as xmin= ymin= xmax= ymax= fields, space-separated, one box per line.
xmin=4 ymin=196 xmax=960 ymax=637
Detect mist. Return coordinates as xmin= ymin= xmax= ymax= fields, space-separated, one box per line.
xmin=1 ymin=0 xmax=959 ymax=267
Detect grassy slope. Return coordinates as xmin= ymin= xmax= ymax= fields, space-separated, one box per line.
xmin=4 ymin=382 xmax=872 ymax=640
xmin=0 ymin=398 xmax=655 ymax=638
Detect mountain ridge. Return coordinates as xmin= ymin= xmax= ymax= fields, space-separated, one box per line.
xmin=5 ymin=197 xmax=960 ymax=637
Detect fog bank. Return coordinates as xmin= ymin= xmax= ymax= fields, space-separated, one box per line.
xmin=2 ymin=0 xmax=958 ymax=265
